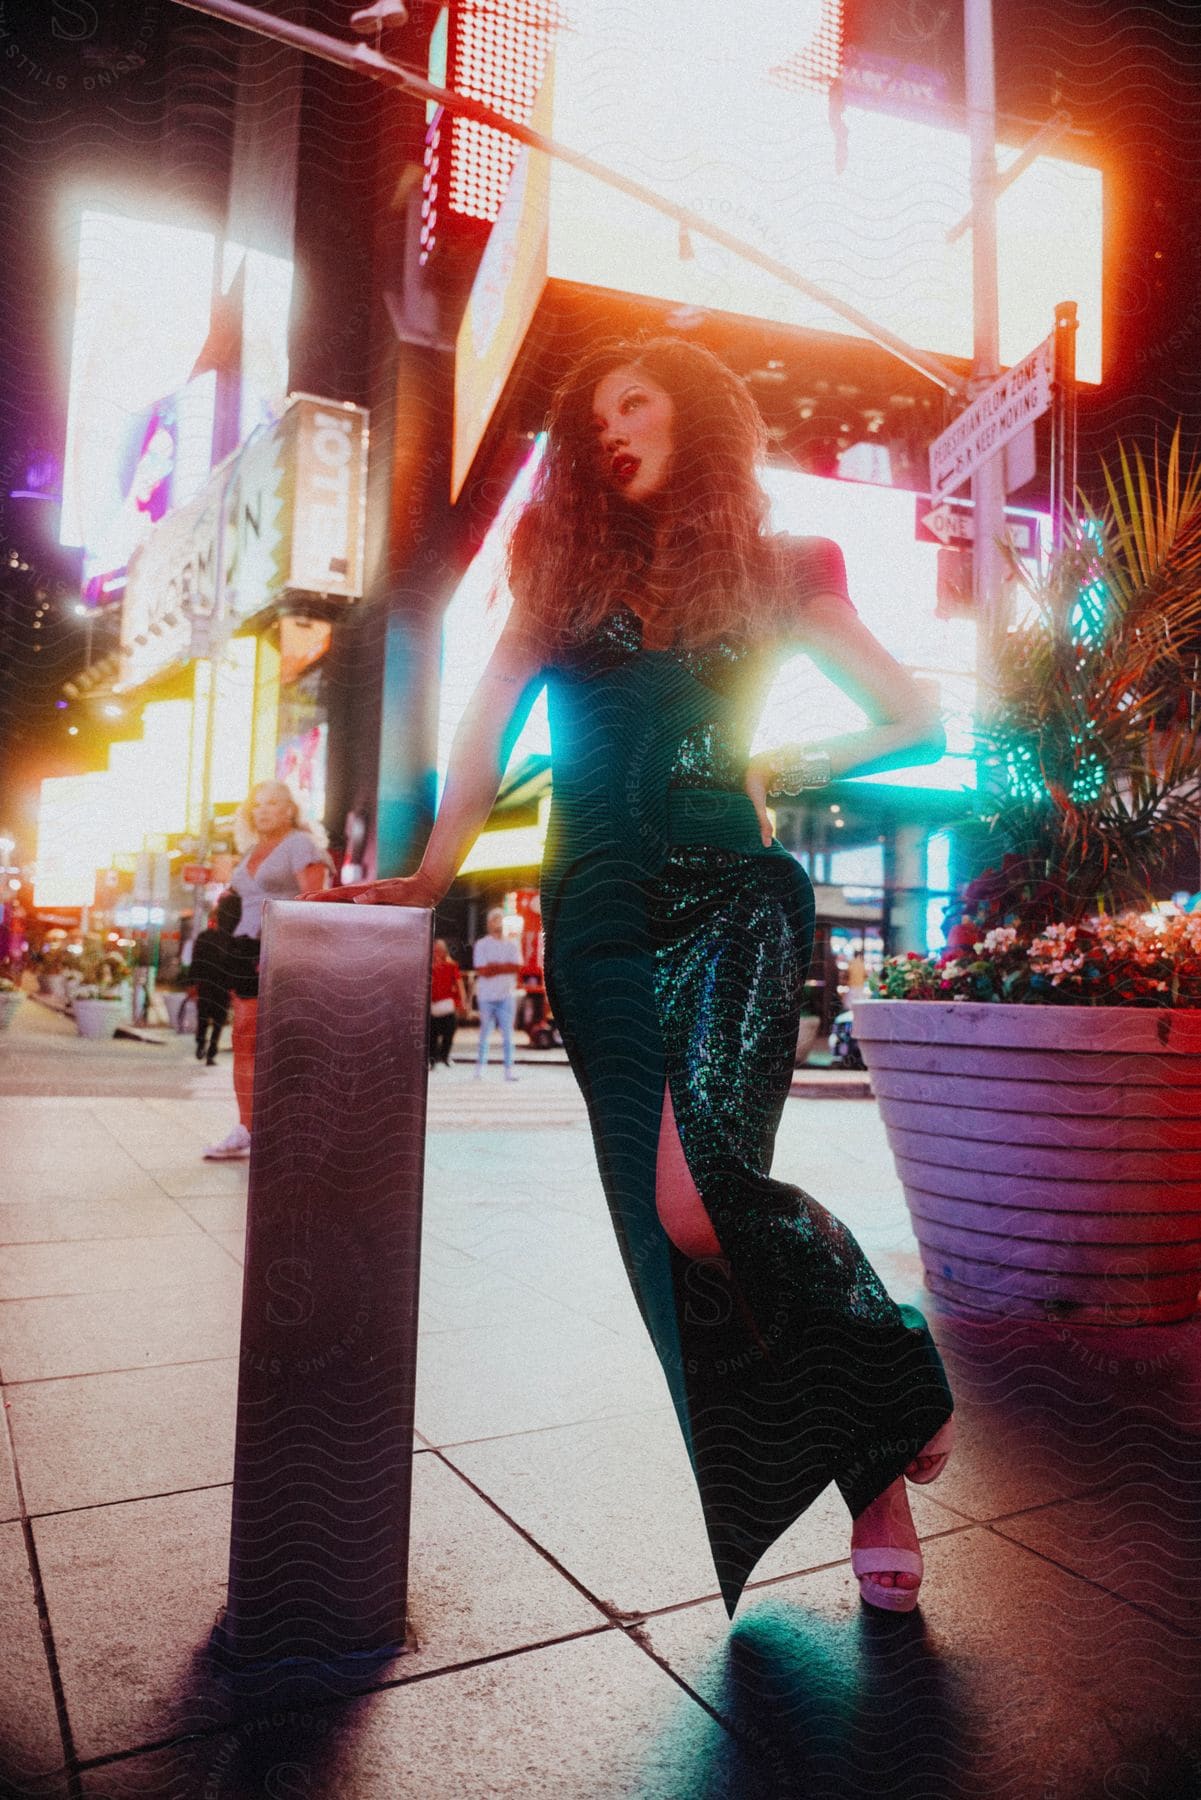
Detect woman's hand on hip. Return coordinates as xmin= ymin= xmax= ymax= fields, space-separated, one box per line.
xmin=302 ymin=872 xmax=443 ymax=908
xmin=744 ymin=753 xmax=777 ymax=848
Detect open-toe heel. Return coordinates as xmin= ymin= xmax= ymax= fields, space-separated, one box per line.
xmin=851 ymin=1546 xmax=923 ymax=1613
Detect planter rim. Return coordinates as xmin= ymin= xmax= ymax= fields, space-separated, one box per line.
xmin=852 ymin=997 xmax=1201 ymax=1053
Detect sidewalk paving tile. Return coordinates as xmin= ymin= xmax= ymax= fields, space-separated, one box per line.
xmin=174 ymin=1192 xmax=248 ymax=1236
xmin=417 ymin=1259 xmax=624 ymax=1337
xmin=0 ymin=1233 xmax=241 ymax=1301
xmin=0 ymin=1106 xmax=175 ymax=1207
xmin=639 ymin=1527 xmax=1201 ymax=1800
xmin=147 ymin=1162 xmax=257 ymax=1202
xmin=412 ymin=1313 xmax=668 ymax=1446
xmin=36 ymin=1454 xmax=609 ymax=1765
xmin=0 ymin=1196 xmax=202 ymax=1245
xmin=0 ymin=1425 xmax=20 ymax=1523
xmin=444 ymin=1411 xmax=962 ymax=1618
xmin=211 ymin=1230 xmax=247 ymax=1265
xmin=422 ymin=1205 xmax=645 ymax=1335
xmin=0 ymin=1521 xmax=69 ymax=1799
xmin=77 ymin=1629 xmax=767 ymax=1800
xmin=0 ymin=1278 xmax=242 ymax=1383
xmin=992 ymin=1471 xmax=1201 ymax=1635
xmin=8 ymin=1359 xmax=238 ymax=1514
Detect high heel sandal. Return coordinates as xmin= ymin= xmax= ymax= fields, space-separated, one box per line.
xmin=851 ymin=1545 xmax=924 ymax=1614
xmin=904 ymin=1414 xmax=955 ymax=1486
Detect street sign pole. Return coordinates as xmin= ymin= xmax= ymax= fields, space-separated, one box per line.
xmin=965 ymin=0 xmax=1008 ymax=709
xmin=1050 ymin=300 xmax=1080 ymax=550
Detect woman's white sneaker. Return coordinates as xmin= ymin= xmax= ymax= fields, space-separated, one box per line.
xmin=204 ymin=1123 xmax=251 ymax=1160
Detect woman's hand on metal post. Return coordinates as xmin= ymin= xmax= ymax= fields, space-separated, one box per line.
xmin=302 ymin=872 xmax=444 ymax=908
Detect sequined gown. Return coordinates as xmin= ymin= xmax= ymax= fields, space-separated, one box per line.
xmin=538 ymin=537 xmax=954 ymax=1616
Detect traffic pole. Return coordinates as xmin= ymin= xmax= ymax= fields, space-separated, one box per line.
xmin=1049 ymin=300 xmax=1080 ymax=551
xmin=964 ymin=0 xmax=1008 ymax=707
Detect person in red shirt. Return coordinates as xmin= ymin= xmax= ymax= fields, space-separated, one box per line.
xmin=429 ymin=938 xmax=468 ymax=1068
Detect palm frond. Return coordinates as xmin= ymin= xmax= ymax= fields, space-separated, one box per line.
xmin=974 ymin=427 xmax=1201 ymax=923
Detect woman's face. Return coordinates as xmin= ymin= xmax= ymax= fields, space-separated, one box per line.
xmin=590 ymin=364 xmax=675 ymax=503
xmin=251 ymin=788 xmax=293 ymax=837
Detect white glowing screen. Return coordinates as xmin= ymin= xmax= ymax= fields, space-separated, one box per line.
xmin=61 ymin=211 xmax=218 ymax=554
xmin=544 ymin=5 xmax=1102 ymax=379
xmin=35 ymin=773 xmax=116 ymax=908
xmin=436 ymin=447 xmax=550 ymax=798
xmin=222 ymin=240 xmax=295 ymax=441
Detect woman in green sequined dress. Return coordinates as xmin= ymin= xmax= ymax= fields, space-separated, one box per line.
xmin=320 ymin=339 xmax=955 ymax=1616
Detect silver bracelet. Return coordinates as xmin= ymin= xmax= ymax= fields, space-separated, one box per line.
xmin=769 ymin=748 xmax=833 ymax=796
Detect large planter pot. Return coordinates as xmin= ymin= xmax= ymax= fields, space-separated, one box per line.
xmin=72 ymin=997 xmax=127 ymax=1040
xmin=853 ymin=999 xmax=1201 ymax=1327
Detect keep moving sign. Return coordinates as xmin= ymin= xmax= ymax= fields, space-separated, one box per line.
xmin=928 ymin=335 xmax=1053 ymax=500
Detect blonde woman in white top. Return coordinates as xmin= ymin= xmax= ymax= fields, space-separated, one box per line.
xmin=204 ymin=781 xmax=332 ymax=1159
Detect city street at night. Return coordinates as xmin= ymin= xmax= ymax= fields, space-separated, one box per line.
xmin=4 ymin=0 xmax=1201 ymax=1795
xmin=2 ymin=1010 xmax=1201 ymax=1797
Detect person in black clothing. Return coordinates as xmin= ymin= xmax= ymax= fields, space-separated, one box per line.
xmin=188 ymin=892 xmax=241 ymax=1065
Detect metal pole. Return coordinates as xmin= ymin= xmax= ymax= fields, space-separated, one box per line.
xmin=1049 ymin=300 xmax=1079 ymax=550
xmin=965 ymin=0 xmax=1009 ymax=706
xmin=168 ymin=0 xmax=968 ymax=400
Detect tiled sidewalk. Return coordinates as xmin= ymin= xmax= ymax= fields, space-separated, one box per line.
xmin=1 ymin=1013 xmax=1200 ymax=1798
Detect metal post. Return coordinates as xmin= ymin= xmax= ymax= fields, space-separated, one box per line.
xmin=212 ymin=898 xmax=433 ymax=1667
xmin=1049 ymin=300 xmax=1079 ymax=550
xmin=965 ymin=0 xmax=1008 ymax=704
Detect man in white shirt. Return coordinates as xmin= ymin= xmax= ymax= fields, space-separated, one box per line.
xmin=472 ymin=907 xmax=522 ymax=1081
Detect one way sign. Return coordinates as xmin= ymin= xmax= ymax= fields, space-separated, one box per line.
xmin=915 ymin=496 xmax=1039 ymax=556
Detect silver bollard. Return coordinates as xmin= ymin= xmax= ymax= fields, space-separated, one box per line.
xmin=211 ymin=898 xmax=432 ymax=1668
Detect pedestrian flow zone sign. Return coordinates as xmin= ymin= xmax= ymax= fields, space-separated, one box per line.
xmin=928 ymin=334 xmax=1053 ymax=500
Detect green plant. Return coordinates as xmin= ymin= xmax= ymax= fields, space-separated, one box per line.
xmin=76 ymin=942 xmax=129 ymax=993
xmin=970 ymin=429 xmax=1201 ymax=930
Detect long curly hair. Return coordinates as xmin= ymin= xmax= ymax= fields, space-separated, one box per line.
xmin=506 ymin=336 xmax=788 ymax=651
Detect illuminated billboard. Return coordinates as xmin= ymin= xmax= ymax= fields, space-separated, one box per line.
xmin=61 ymin=210 xmax=218 ymax=556
xmin=451 ymin=89 xmax=551 ymax=500
xmin=118 ymin=397 xmax=369 ymax=689
xmin=439 ymin=445 xmax=1051 ymax=825
xmin=544 ymin=8 xmax=1102 ymax=380
xmin=78 ymin=375 xmax=216 ymax=606
xmin=61 ymin=208 xmax=295 ymax=580
xmin=452 ymin=4 xmax=1102 ymax=500
xmin=437 ymin=447 xmax=549 ymax=792
xmin=222 ymin=242 xmax=294 ymax=442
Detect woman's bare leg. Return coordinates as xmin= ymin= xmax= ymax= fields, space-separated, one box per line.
xmin=654 ymin=1080 xmax=723 ymax=1259
xmin=231 ymin=995 xmax=258 ymax=1128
